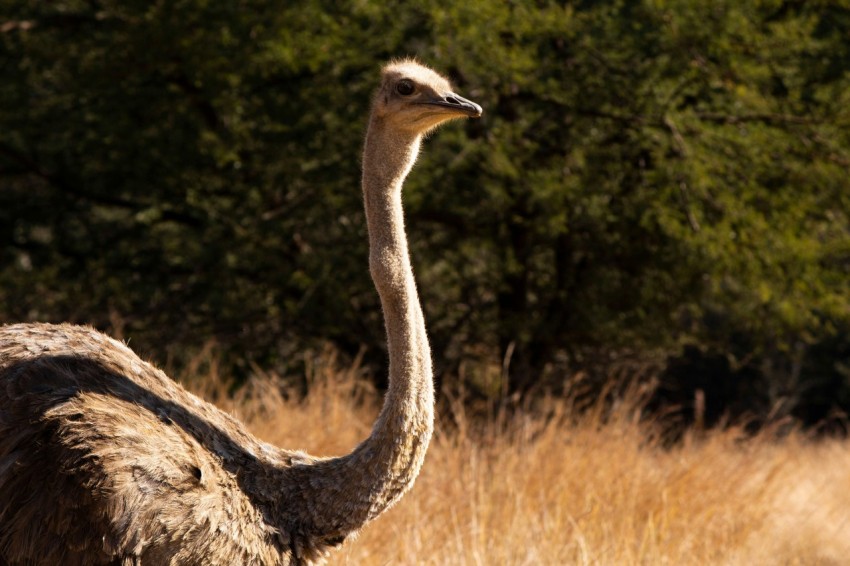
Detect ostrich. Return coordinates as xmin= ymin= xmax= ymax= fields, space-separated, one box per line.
xmin=0 ymin=59 xmax=481 ymax=565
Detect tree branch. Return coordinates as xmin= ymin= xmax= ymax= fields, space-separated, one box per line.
xmin=0 ymin=141 xmax=204 ymax=227
xmin=695 ymin=112 xmax=817 ymax=125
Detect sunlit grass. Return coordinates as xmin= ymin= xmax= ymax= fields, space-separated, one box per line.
xmin=186 ymin=353 xmax=850 ymax=565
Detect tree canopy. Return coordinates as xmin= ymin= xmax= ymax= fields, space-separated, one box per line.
xmin=2 ymin=0 xmax=849 ymax=428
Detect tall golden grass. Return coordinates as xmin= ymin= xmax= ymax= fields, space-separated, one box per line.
xmin=186 ymin=353 xmax=850 ymax=565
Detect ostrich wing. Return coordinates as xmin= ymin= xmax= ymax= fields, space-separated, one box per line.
xmin=0 ymin=325 xmax=293 ymax=565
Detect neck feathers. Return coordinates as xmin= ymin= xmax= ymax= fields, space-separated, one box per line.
xmin=281 ymin=111 xmax=434 ymax=551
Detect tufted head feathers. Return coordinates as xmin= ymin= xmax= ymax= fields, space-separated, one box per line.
xmin=370 ymin=58 xmax=482 ymax=134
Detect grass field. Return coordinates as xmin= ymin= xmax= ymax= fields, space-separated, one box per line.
xmin=189 ymin=354 xmax=850 ymax=565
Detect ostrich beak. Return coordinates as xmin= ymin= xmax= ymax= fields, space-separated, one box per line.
xmin=417 ymin=93 xmax=483 ymax=118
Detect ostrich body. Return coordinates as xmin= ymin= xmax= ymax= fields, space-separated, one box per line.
xmin=0 ymin=60 xmax=481 ymax=565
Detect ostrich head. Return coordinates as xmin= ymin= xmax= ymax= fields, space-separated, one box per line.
xmin=371 ymin=59 xmax=483 ymax=135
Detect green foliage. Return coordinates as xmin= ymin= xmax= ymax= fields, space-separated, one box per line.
xmin=1 ymin=1 xmax=849 ymax=417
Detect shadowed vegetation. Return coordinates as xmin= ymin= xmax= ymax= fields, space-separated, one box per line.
xmin=2 ymin=1 xmax=850 ymax=428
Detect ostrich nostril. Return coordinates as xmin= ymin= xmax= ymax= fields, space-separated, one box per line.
xmin=445 ymin=96 xmax=461 ymax=105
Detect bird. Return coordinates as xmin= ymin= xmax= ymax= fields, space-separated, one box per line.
xmin=0 ymin=59 xmax=482 ymax=566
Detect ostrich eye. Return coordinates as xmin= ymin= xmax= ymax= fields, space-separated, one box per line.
xmin=396 ymin=80 xmax=415 ymax=96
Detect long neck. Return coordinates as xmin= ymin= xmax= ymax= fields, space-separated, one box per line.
xmin=281 ymin=115 xmax=434 ymax=550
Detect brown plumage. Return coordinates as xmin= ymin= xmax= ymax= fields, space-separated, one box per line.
xmin=0 ymin=60 xmax=481 ymax=566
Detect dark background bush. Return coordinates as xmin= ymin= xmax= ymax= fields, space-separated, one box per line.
xmin=2 ymin=1 xmax=849 ymax=432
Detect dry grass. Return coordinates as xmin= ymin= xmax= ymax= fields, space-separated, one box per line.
xmin=188 ymin=355 xmax=850 ymax=565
